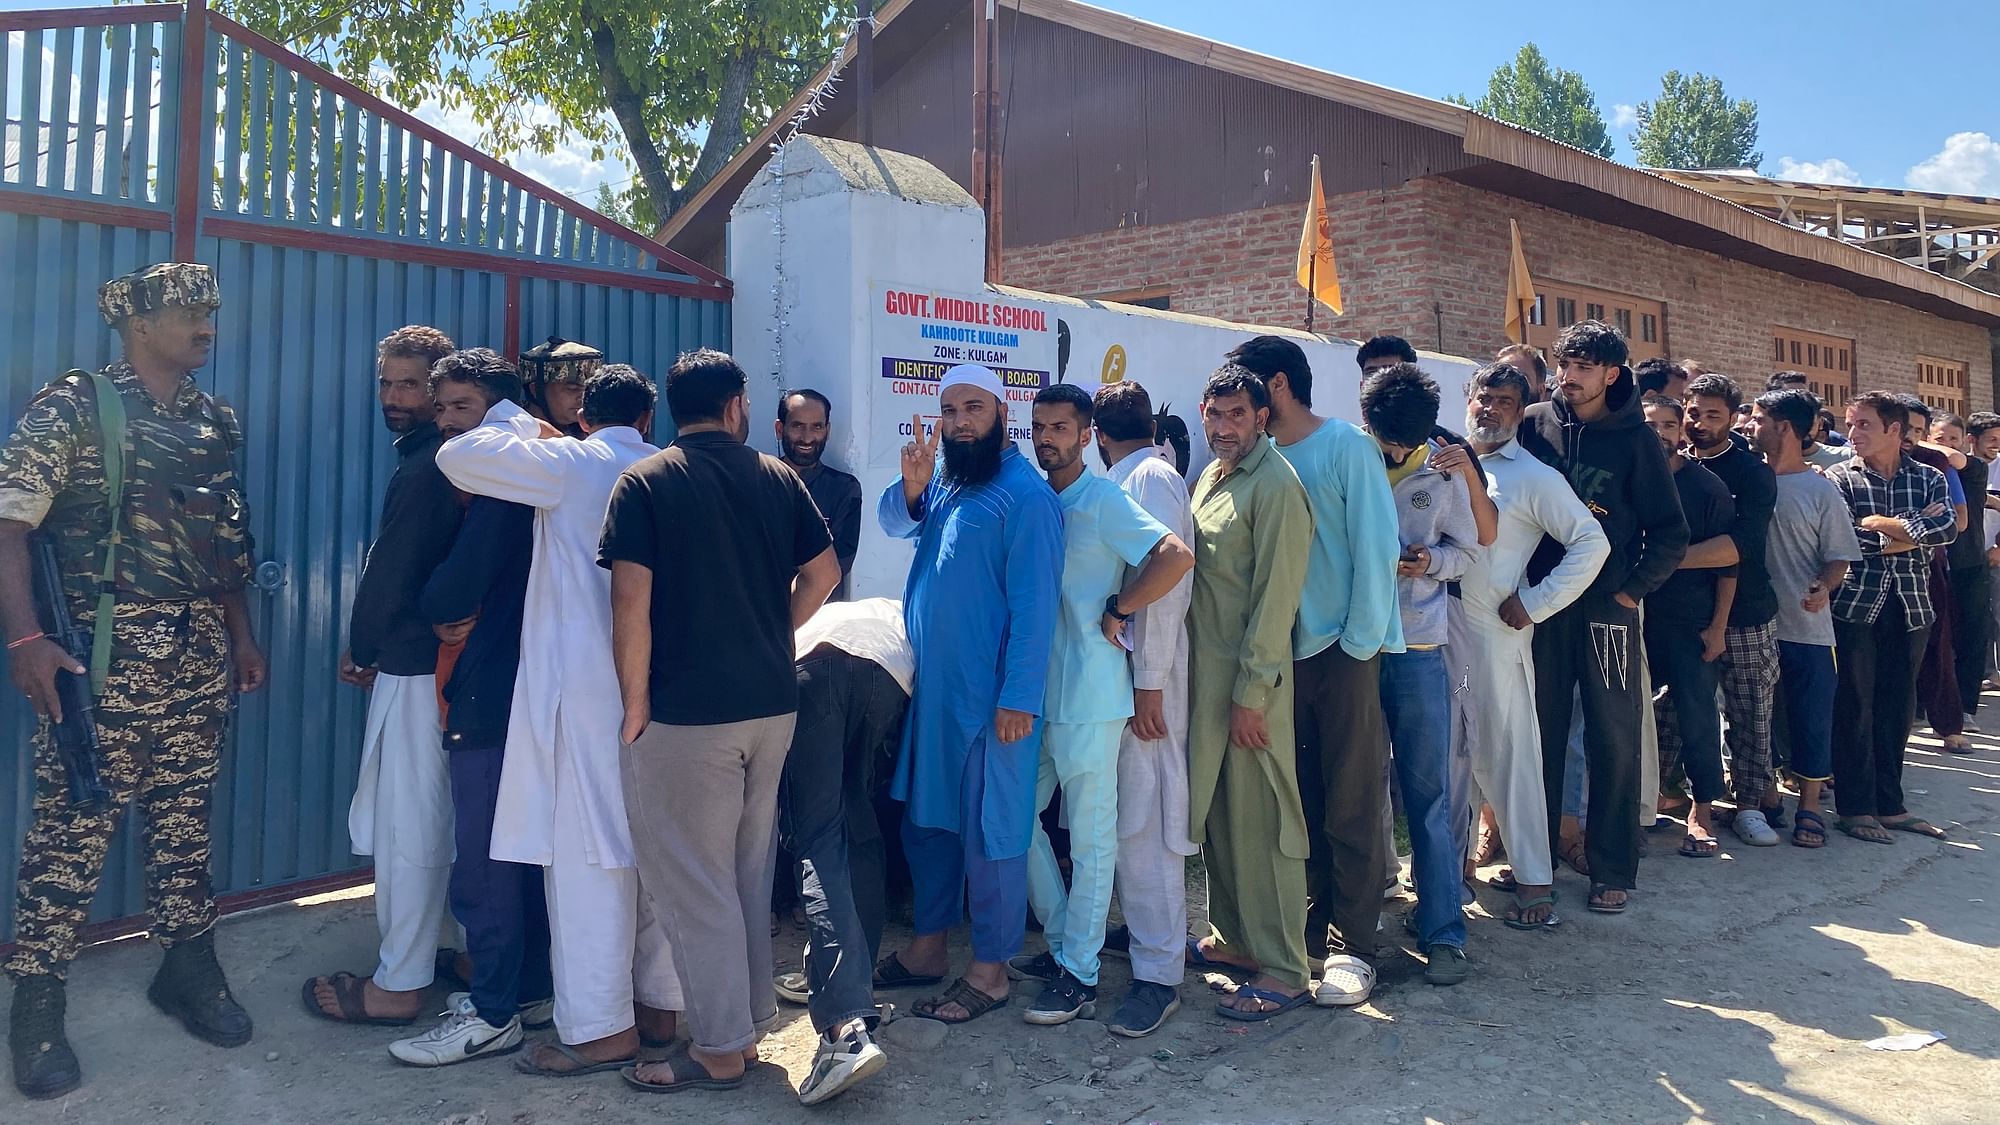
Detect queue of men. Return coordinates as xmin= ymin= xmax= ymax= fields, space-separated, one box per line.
xmin=3 ymin=261 xmax=1981 ymax=1106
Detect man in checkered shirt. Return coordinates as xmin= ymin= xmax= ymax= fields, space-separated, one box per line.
xmin=1825 ymin=391 xmax=1957 ymax=845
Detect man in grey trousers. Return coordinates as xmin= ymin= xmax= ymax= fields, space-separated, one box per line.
xmin=599 ymin=349 xmax=841 ymax=1093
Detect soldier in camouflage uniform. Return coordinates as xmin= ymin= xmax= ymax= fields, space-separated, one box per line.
xmin=518 ymin=336 xmax=603 ymax=438
xmin=0 ymin=263 xmax=267 ymax=1099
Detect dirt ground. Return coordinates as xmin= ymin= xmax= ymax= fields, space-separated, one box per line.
xmin=5 ymin=726 xmax=1996 ymax=1125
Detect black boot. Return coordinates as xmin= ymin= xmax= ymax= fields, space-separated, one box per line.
xmin=10 ymin=975 xmax=81 ymax=1100
xmin=147 ymin=931 xmax=253 ymax=1048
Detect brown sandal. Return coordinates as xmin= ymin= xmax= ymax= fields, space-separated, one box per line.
xmin=298 ymin=972 xmax=418 ymax=1027
xmin=911 ymin=977 xmax=1010 ymax=1024
xmin=1558 ymin=838 xmax=1591 ymax=877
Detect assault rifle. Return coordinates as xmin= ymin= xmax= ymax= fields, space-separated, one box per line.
xmin=31 ymin=535 xmax=109 ymax=810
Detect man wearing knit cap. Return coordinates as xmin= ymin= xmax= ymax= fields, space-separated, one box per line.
xmin=875 ymin=364 xmax=1063 ymax=1024
xmin=3 ymin=263 xmax=267 ymax=1098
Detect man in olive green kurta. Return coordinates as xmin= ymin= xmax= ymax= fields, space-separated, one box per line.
xmin=1185 ymin=369 xmax=1314 ymax=1014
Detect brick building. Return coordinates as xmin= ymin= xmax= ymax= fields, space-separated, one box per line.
xmin=667 ymin=0 xmax=2000 ymax=413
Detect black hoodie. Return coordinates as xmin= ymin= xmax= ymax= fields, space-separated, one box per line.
xmin=1519 ymin=371 xmax=1689 ymax=603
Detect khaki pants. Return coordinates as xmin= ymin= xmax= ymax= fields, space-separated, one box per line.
xmin=622 ymin=714 xmax=795 ymax=1053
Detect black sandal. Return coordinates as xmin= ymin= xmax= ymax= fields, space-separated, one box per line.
xmin=912 ymin=977 xmax=1009 ymax=1024
xmin=872 ymin=951 xmax=944 ymax=990
xmin=621 ymin=1045 xmax=746 ymax=1093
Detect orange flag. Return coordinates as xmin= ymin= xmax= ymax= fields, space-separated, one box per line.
xmin=1296 ymin=155 xmax=1342 ymax=316
xmin=1504 ymin=218 xmax=1537 ymax=344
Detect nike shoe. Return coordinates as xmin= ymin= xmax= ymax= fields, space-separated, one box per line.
xmin=797 ymin=1022 xmax=888 ymax=1105
xmin=388 ymin=994 xmax=522 ymax=1067
xmin=447 ymin=991 xmax=552 ymax=1031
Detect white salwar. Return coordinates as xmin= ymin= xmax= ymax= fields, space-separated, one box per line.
xmin=349 ymin=672 xmax=454 ymax=991
xmin=1106 ymin=448 xmax=1196 ymax=987
xmin=1452 ymin=439 xmax=1610 ymax=888
xmin=434 ymin=400 xmax=683 ymax=1041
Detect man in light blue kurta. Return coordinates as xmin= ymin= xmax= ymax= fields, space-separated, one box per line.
xmin=876 ymin=366 xmax=1063 ymax=1024
xmin=1012 ymin=385 xmax=1192 ymax=1027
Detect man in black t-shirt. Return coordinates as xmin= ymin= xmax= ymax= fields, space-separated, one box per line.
xmin=598 ymin=349 xmax=841 ymax=1092
xmin=1640 ymin=396 xmax=1737 ymax=858
xmin=1682 ymin=374 xmax=1784 ymax=845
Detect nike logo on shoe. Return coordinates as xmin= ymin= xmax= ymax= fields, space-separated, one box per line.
xmin=465 ymin=1029 xmax=509 ymax=1056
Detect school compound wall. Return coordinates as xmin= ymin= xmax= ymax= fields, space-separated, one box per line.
xmin=1005 ymin=176 xmax=1997 ymax=413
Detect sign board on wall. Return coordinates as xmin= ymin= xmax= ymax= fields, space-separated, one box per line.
xmin=871 ymin=284 xmax=1058 ymax=467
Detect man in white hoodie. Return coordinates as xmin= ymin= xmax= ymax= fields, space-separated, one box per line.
xmin=432 ymin=364 xmax=682 ymax=1074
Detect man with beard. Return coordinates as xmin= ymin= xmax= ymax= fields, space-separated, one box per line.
xmin=1639 ymin=395 xmax=1736 ymax=860
xmin=431 ymin=366 xmax=683 ymax=1077
xmin=1682 ymin=374 xmax=1783 ymax=845
xmin=1449 ymin=363 xmax=1606 ymax=930
xmin=308 ymin=325 xmax=466 ymax=1026
xmin=1184 ymin=365 xmax=1316 ymax=1020
xmin=777 ymin=389 xmax=861 ymax=597
xmin=1244 ymin=337 xmax=1400 ymax=1010
xmin=1092 ymin=380 xmax=1198 ymax=1037
xmin=1009 ymin=384 xmax=1192 ymax=1028
xmin=874 ymin=365 xmax=1062 ymax=1024
xmin=1827 ymin=392 xmax=1955 ymax=843
xmin=1518 ymin=321 xmax=1687 ymax=916
xmin=391 ymin=350 xmax=551 ymax=1066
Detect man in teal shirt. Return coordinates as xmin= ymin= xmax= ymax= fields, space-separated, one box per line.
xmin=1011 ymin=385 xmax=1193 ymax=1026
xmin=1233 ymin=335 xmax=1403 ymax=1009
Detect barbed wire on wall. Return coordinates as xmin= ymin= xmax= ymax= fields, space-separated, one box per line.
xmin=764 ymin=15 xmax=875 ymax=395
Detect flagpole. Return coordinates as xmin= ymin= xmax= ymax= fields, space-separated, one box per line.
xmin=1306 ymin=252 xmax=1316 ymax=334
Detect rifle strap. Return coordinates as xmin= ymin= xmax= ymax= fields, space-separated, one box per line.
xmin=85 ymin=372 xmax=127 ymax=694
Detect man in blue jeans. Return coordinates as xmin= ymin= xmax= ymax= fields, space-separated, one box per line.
xmin=1360 ymin=364 xmax=1481 ymax=985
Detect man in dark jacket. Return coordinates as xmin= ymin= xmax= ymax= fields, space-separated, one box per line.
xmin=389 ymin=348 xmax=552 ymax=1066
xmin=309 ymin=325 xmax=463 ymax=1024
xmin=1518 ymin=321 xmax=1688 ymax=915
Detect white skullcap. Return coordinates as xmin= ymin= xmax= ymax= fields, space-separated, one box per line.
xmin=939 ymin=363 xmax=1005 ymax=403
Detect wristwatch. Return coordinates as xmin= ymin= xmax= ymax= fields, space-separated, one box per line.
xmin=1104 ymin=594 xmax=1134 ymax=621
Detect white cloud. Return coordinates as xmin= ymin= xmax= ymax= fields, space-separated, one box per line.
xmin=409 ymin=97 xmax=619 ymax=204
xmin=1775 ymin=156 xmax=1862 ymax=185
xmin=1907 ymin=132 xmax=2000 ymax=196
xmin=1611 ymin=103 xmax=1637 ymax=129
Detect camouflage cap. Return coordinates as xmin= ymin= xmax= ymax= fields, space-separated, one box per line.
xmin=519 ymin=336 xmax=605 ymax=387
xmin=98 ymin=262 xmax=221 ymax=326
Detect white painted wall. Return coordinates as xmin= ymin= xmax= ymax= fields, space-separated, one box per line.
xmin=730 ymin=139 xmax=1483 ymax=601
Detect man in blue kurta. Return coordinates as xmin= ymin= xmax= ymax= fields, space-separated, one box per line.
xmin=1009 ymin=384 xmax=1193 ymax=1028
xmin=875 ymin=365 xmax=1063 ymax=1024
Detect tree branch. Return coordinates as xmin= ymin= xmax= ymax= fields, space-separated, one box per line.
xmin=669 ymin=42 xmax=763 ymax=219
xmin=585 ymin=4 xmax=679 ymax=225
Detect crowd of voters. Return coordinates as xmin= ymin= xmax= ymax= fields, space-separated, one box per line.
xmin=3 ymin=262 xmax=1989 ymax=1105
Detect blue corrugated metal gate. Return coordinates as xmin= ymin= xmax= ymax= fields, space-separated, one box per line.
xmin=0 ymin=2 xmax=731 ymax=939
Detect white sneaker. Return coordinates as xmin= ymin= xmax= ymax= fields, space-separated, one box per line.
xmin=447 ymin=990 xmax=553 ymax=1030
xmin=1312 ymin=955 xmax=1376 ymax=1008
xmin=389 ymin=994 xmax=523 ymax=1067
xmin=797 ymin=1025 xmax=887 ymax=1106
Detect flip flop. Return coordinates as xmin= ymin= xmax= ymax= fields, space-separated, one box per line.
xmin=1485 ymin=868 xmax=1520 ymax=894
xmin=1585 ymin=885 xmax=1628 ymax=915
xmin=298 ymin=972 xmax=418 ymax=1027
xmin=621 ymin=1046 xmax=746 ymax=1094
xmin=1186 ymin=937 xmax=1252 ymax=974
xmin=1791 ymin=809 xmax=1827 ymax=849
xmin=515 ymin=1041 xmax=637 ymax=1077
xmin=911 ymin=977 xmax=1010 ymax=1025
xmin=1216 ymin=985 xmax=1311 ymax=1022
xmin=1881 ymin=817 xmax=1947 ymax=839
xmin=1836 ymin=817 xmax=1896 ymax=845
xmin=1678 ymin=834 xmax=1719 ymax=859
xmin=872 ymin=952 xmax=943 ymax=990
xmin=1503 ymin=894 xmax=1560 ymax=931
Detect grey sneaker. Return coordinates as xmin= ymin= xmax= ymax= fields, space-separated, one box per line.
xmin=1423 ymin=945 xmax=1470 ymax=987
xmin=1006 ymin=950 xmax=1062 ymax=983
xmin=797 ymin=1024 xmax=886 ymax=1106
xmin=775 ymin=972 xmax=810 ymax=1005
xmin=1108 ymin=980 xmax=1181 ymax=1038
xmin=1024 ymin=971 xmax=1097 ymax=1026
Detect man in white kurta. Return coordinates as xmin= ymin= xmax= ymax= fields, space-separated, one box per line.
xmin=1448 ymin=363 xmax=1608 ymax=929
xmin=432 ymin=365 xmax=682 ymax=1070
xmin=1100 ymin=383 xmax=1196 ymax=1039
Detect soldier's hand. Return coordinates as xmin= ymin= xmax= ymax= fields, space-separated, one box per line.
xmin=234 ymin=640 xmax=268 ymax=694
xmin=11 ymin=637 xmax=84 ymax=723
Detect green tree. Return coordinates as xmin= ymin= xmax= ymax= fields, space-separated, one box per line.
xmin=1448 ymin=43 xmax=1613 ymax=159
xmin=214 ymin=0 xmax=844 ymax=227
xmin=1630 ymin=71 xmax=1762 ymax=170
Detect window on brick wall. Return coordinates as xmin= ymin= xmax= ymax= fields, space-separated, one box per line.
xmin=1525 ymin=282 xmax=1668 ymax=362
xmin=1091 ymin=286 xmax=1171 ymax=311
xmin=1772 ymin=326 xmax=1855 ymax=411
xmin=1918 ymin=355 xmax=1969 ymax=417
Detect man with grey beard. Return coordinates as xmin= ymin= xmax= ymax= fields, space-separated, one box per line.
xmin=1445 ymin=363 xmax=1607 ymax=930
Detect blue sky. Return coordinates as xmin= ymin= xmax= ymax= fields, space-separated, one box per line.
xmin=6 ymin=0 xmax=1999 ymax=198
xmin=1108 ymin=0 xmax=2000 ymax=193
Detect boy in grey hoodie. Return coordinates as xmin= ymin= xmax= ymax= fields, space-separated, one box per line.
xmin=1360 ymin=364 xmax=1481 ymax=984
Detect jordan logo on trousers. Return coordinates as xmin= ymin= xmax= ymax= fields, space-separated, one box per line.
xmin=1589 ymin=622 xmax=1629 ymax=691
